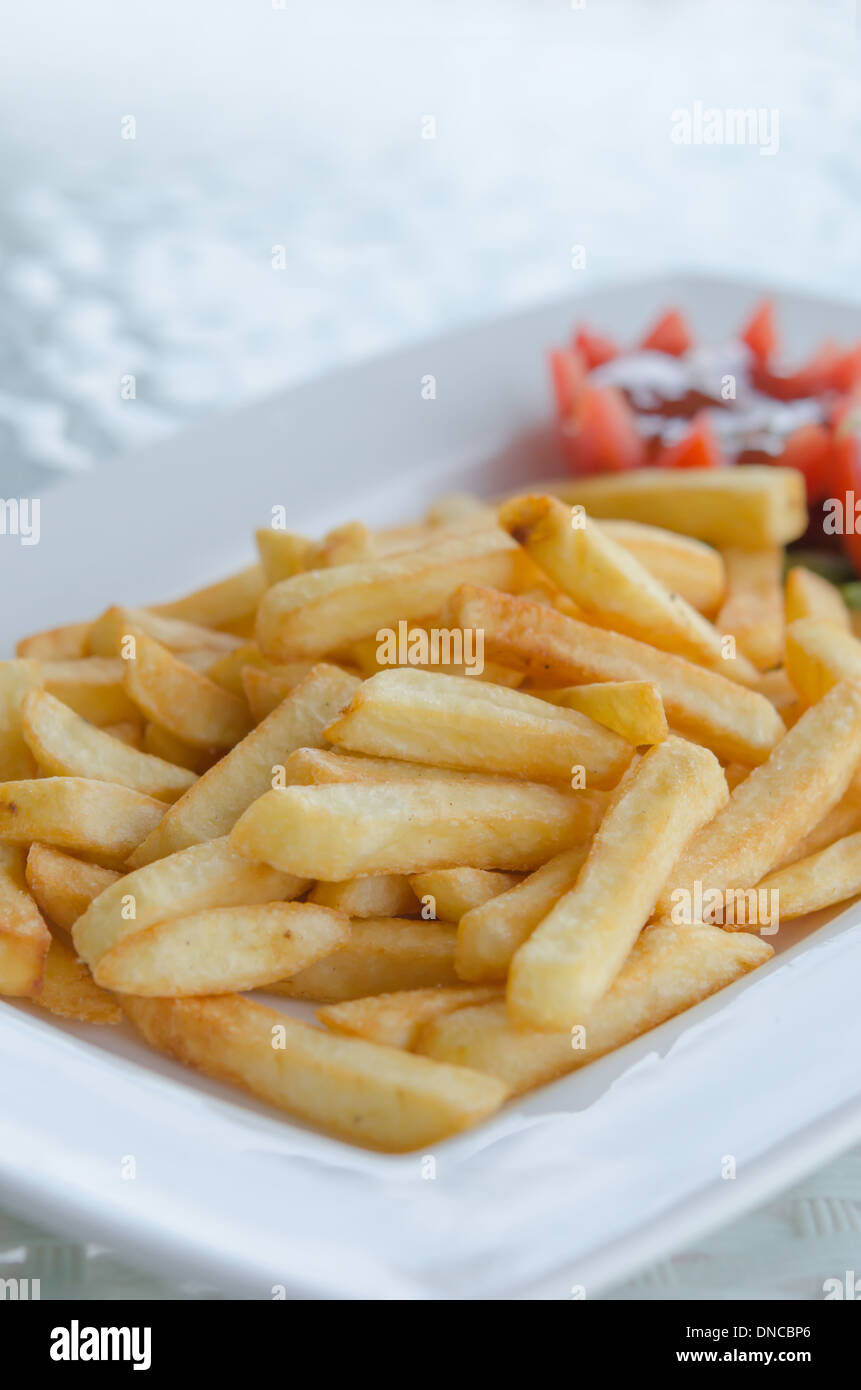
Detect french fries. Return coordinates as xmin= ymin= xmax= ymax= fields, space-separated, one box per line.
xmin=122 ymin=993 xmax=508 ymax=1152
xmin=324 ymin=668 xmax=631 ymax=787
xmin=785 ymin=566 xmax=851 ymax=630
xmin=87 ymin=606 xmax=243 ymax=658
xmin=41 ymin=658 xmax=140 ymax=725
xmin=318 ymin=985 xmax=501 ymax=1049
xmin=507 ymin=738 xmax=728 ymax=1031
xmin=149 ymin=564 xmax=265 ymax=630
xmin=36 ymin=934 xmax=122 ymax=1024
xmin=408 ymin=868 xmax=520 ymax=922
xmin=716 ymin=548 xmax=784 ymax=672
xmin=598 ymin=520 xmax=725 ymax=614
xmin=536 ymin=681 xmax=667 ymax=745
xmin=785 ymin=618 xmax=861 ymax=706
xmin=269 ymin=918 xmax=459 ymax=1001
xmin=16 ymin=620 xmax=91 ymax=660
xmin=124 ymin=630 xmax=252 ymax=749
xmin=0 ymin=778 xmax=167 ymax=865
xmin=25 ymin=844 xmax=120 ymax=932
xmin=0 ymin=659 xmax=41 ymax=779
xmin=756 ymin=832 xmax=861 ymax=921
xmin=127 ymin=664 xmax=359 ymax=866
xmin=0 ymin=844 xmax=51 ymax=996
xmin=309 ymin=875 xmax=418 ymax=919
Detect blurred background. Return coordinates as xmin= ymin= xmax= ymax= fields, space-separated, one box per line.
xmin=1 ymin=0 xmax=859 ymax=1300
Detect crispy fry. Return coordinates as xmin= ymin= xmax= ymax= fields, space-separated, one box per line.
xmin=0 ymin=844 xmax=51 ymax=996
xmin=655 ymin=680 xmax=861 ymax=921
xmin=598 ymin=520 xmax=725 ymax=614
xmin=87 ymin=606 xmax=243 ymax=658
xmin=16 ymin=620 xmax=91 ymax=660
xmin=36 ymin=933 xmax=121 ymax=1024
xmin=308 ymin=875 xmax=418 ymax=919
xmin=256 ymin=529 xmax=318 ymax=584
xmin=95 ymin=901 xmax=350 ymax=997
xmin=122 ymin=993 xmax=508 ymax=1152
xmin=408 ymin=868 xmax=520 ymax=922
xmin=536 ymin=681 xmax=667 ymax=746
xmin=785 ymin=618 xmax=861 ymax=706
xmin=543 ymin=465 xmax=807 ymax=547
xmin=318 ymin=521 xmax=376 ymax=566
xmin=21 ymin=689 xmax=196 ymax=802
xmin=418 ymin=925 xmax=771 ymax=1094
xmin=127 ymin=664 xmax=359 ymax=866
xmin=445 ymin=586 xmax=784 ymax=765
xmin=241 ymin=665 xmax=316 ymax=721
xmin=318 ymin=985 xmax=501 ymax=1049
xmin=774 ymin=782 xmax=861 ymax=869
xmin=256 ymin=527 xmax=519 ymax=661
xmin=0 ymin=659 xmax=41 ymax=779
xmin=148 ymin=564 xmax=265 ymax=631
xmin=124 ymin=630 xmax=251 ymax=749
xmin=0 ymin=778 xmax=167 ymax=866
xmin=508 ymin=738 xmax=728 ymax=1030
xmin=41 ymin=658 xmax=140 ymax=724
xmin=785 ymin=566 xmax=851 ymax=630
xmin=270 ymin=918 xmax=459 ymax=1001
xmin=756 ymin=831 xmax=861 ymax=920
xmin=231 ymin=777 xmax=601 ymax=878
xmin=716 ymin=548 xmax=784 ymax=672
xmin=25 ymin=844 xmax=120 ymax=933
xmin=324 ymin=668 xmax=631 ymax=787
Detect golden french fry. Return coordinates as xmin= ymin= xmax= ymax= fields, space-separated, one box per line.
xmin=270 ymin=918 xmax=459 ymax=1001
xmin=445 ymin=586 xmax=785 ymax=765
xmin=324 ymin=668 xmax=631 ymax=787
xmin=25 ymin=844 xmax=120 ymax=933
xmin=100 ymin=721 xmax=145 ymax=749
xmin=0 ymin=844 xmax=51 ymax=996
xmin=785 ymin=566 xmax=851 ymax=630
xmin=0 ymin=778 xmax=167 ymax=865
xmin=308 ymin=875 xmax=418 ymax=919
xmin=508 ymin=737 xmax=728 ymax=1030
xmin=148 ymin=564 xmax=265 ymax=631
xmin=256 ymin=529 xmax=318 ymax=584
xmin=21 ymin=689 xmax=196 ymax=802
xmin=241 ymin=665 xmax=316 ymax=721
xmin=16 ymin=620 xmax=91 ymax=660
xmin=757 ymin=831 xmax=861 ymax=920
xmin=318 ymin=521 xmax=376 ymax=566
xmin=785 ymin=617 xmax=861 ymax=705
xmin=418 ymin=924 xmax=772 ymax=1094
xmin=775 ymin=781 xmax=861 ymax=869
xmin=455 ymin=844 xmax=590 ymax=983
xmin=542 ymin=465 xmax=807 ymax=547
xmin=499 ymin=495 xmax=757 ymax=681
xmin=655 ymin=680 xmax=861 ymax=921
xmin=716 ymin=548 xmax=784 ymax=672
xmin=598 ymin=520 xmax=725 ymax=614
xmin=42 ymin=658 xmax=140 ymax=724
xmin=87 ymin=606 xmax=243 ymax=658
xmin=36 ymin=933 xmax=121 ymax=1024
xmin=256 ymin=527 xmax=519 ymax=661
xmin=536 ymin=681 xmax=668 ymax=746
xmin=122 ymin=993 xmax=508 ymax=1152
xmin=231 ymin=777 xmax=601 ymax=878
xmin=0 ymin=659 xmax=41 ymax=779
xmin=127 ymin=664 xmax=360 ymax=867
xmin=318 ymin=985 xmax=501 ymax=1049
xmin=408 ymin=868 xmax=520 ymax=923
xmin=72 ymin=836 xmax=307 ymax=972
xmin=124 ymin=630 xmax=251 ymax=749
xmin=95 ymin=901 xmax=349 ymax=997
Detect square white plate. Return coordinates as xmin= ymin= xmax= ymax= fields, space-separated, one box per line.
xmin=2 ymin=273 xmax=861 ymax=1302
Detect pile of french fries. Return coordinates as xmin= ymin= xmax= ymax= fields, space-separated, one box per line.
xmin=4 ymin=463 xmax=861 ymax=1151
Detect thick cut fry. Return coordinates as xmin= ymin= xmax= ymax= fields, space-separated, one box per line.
xmin=87 ymin=606 xmax=243 ymax=658
xmin=308 ymin=875 xmax=418 ymax=919
xmin=36 ymin=934 xmax=121 ymax=1024
xmin=499 ymin=495 xmax=757 ymax=680
xmin=785 ymin=618 xmax=861 ymax=706
xmin=418 ymin=925 xmax=772 ymax=1094
xmin=25 ymin=844 xmax=120 ymax=933
xmin=41 ymin=658 xmax=140 ymax=724
xmin=785 ymin=566 xmax=851 ymax=630
xmin=16 ymin=620 xmax=91 ymax=660
xmin=256 ymin=527 xmax=519 ymax=661
xmin=21 ymin=689 xmax=196 ymax=802
xmin=324 ymin=668 xmax=631 ymax=787
xmin=0 ymin=778 xmax=167 ymax=865
xmin=716 ymin=548 xmax=784 ymax=671
xmin=122 ymin=993 xmax=508 ymax=1152
xmin=279 ymin=747 xmax=604 ymax=797
xmin=756 ymin=832 xmax=861 ymax=920
xmin=95 ymin=901 xmax=350 ymax=997
xmin=408 ymin=868 xmax=520 ymax=923
xmin=0 ymin=844 xmax=51 ymax=996
xmin=508 ymin=738 xmax=728 ymax=1031
xmin=544 ymin=465 xmax=807 ymax=547
xmin=124 ymin=630 xmax=251 ymax=749
xmin=231 ymin=778 xmax=600 ymax=879
xmin=127 ymin=664 xmax=360 ymax=867
xmin=148 ymin=564 xmax=265 ymax=630
xmin=774 ymin=782 xmax=861 ymax=869
xmin=256 ymin=529 xmax=318 ymax=584
xmin=537 ymin=682 xmax=668 ymax=746
xmin=455 ymin=844 xmax=590 ymax=983
xmin=319 ymin=985 xmax=501 ymax=1049
xmin=445 ymin=586 xmax=785 ymax=765
xmin=270 ymin=918 xmax=459 ymax=1001
xmin=598 ymin=520 xmax=725 ymax=614
xmin=241 ymin=665 xmax=316 ymax=721
xmin=655 ymin=680 xmax=861 ymax=921
xmin=0 ymin=659 xmax=41 ymax=779
xmin=73 ymin=836 xmax=307 ymax=971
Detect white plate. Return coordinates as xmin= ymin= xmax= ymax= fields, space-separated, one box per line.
xmin=2 ymin=273 xmax=861 ymax=1301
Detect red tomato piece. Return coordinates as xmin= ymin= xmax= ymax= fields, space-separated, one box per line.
xmin=566 ymin=385 xmax=645 ymax=474
xmin=752 ymin=341 xmax=841 ymax=402
xmin=830 ymin=344 xmax=861 ymax=395
xmin=574 ymin=327 xmax=618 ymax=370
xmin=779 ymin=423 xmax=834 ymax=503
xmin=639 ymin=308 xmax=693 ymax=357
xmin=549 ymin=347 xmax=586 ymax=420
xmin=657 ymin=414 xmax=723 ymax=469
xmin=740 ymin=298 xmax=778 ymax=362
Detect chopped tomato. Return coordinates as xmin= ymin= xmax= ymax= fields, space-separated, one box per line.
xmin=740 ymin=298 xmax=778 ymax=362
xmin=574 ymin=327 xmax=618 ymax=370
xmin=752 ymin=340 xmax=842 ymax=402
xmin=565 ymin=385 xmax=645 ymax=473
xmin=657 ymin=414 xmax=723 ymax=469
xmin=830 ymin=344 xmax=861 ymax=395
xmin=831 ymin=418 xmax=861 ymax=575
xmin=640 ymin=308 xmax=693 ymax=357
xmin=779 ymin=423 xmax=833 ymax=503
xmin=549 ymin=347 xmax=586 ymax=420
